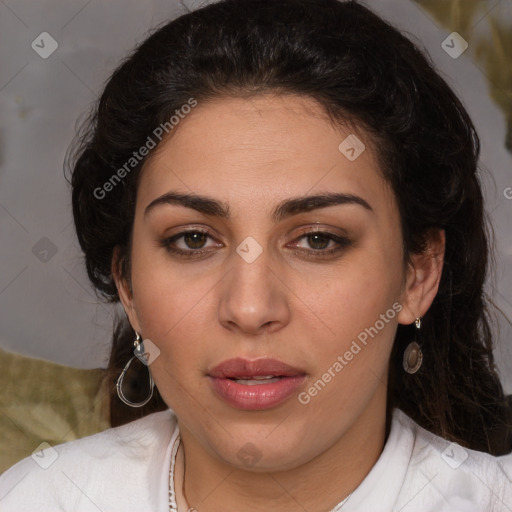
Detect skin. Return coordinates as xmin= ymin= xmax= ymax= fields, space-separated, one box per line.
xmin=114 ymin=94 xmax=444 ymax=512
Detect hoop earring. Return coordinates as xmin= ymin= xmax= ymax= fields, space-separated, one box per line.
xmin=116 ymin=333 xmax=155 ymax=407
xmin=403 ymin=317 xmax=423 ymax=374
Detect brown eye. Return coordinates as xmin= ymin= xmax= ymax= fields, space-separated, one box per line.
xmin=289 ymin=230 xmax=352 ymax=259
xmin=306 ymin=233 xmax=331 ymax=250
xmin=183 ymin=231 xmax=208 ymax=249
xmin=160 ymin=229 xmax=222 ymax=259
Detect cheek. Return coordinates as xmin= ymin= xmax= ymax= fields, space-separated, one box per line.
xmin=128 ymin=247 xmax=205 ymax=369
xmin=130 ymin=255 xmax=212 ymax=410
xmin=297 ymin=239 xmax=404 ymax=385
xmin=302 ymin=239 xmax=403 ymax=337
xmin=129 ymin=231 xmax=214 ymax=336
xmin=300 ymin=272 xmax=399 ymax=370
xmin=295 ymin=287 xmax=399 ymax=432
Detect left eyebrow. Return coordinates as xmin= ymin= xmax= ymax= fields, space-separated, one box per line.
xmin=143 ymin=191 xmax=373 ymax=220
xmin=270 ymin=192 xmax=373 ymax=222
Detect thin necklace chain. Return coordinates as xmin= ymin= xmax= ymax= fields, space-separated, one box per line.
xmin=169 ymin=435 xmax=351 ymax=511
xmin=168 ymin=434 xmax=180 ymax=511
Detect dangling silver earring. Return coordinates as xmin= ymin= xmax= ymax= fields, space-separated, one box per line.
xmin=403 ymin=317 xmax=423 ymax=374
xmin=116 ymin=332 xmax=155 ymax=407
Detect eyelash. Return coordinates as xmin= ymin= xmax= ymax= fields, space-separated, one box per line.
xmin=160 ymin=229 xmax=352 ymax=260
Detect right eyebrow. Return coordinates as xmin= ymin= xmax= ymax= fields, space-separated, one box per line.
xmin=144 ymin=191 xmax=231 ymax=219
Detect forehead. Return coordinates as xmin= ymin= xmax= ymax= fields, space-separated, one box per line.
xmin=137 ymin=94 xmax=393 ymax=218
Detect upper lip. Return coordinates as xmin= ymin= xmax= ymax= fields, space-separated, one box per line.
xmin=208 ymin=357 xmax=306 ymax=379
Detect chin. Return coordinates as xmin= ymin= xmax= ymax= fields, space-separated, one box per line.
xmin=208 ymin=423 xmax=317 ymax=472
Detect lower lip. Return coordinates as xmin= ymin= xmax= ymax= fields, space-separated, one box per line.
xmin=208 ymin=376 xmax=306 ymax=410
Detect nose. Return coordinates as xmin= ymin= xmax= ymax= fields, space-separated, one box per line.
xmin=218 ymin=244 xmax=291 ymax=336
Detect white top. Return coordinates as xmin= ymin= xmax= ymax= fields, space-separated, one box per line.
xmin=1 ymin=407 xmax=511 ymax=512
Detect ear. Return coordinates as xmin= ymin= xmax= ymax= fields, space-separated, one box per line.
xmin=397 ymin=229 xmax=445 ymax=325
xmin=112 ymin=246 xmax=143 ymax=333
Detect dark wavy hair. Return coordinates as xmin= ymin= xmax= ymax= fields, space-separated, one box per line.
xmin=69 ymin=0 xmax=512 ymax=453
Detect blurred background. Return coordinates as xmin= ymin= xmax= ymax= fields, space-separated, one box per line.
xmin=0 ymin=0 xmax=511 ymax=471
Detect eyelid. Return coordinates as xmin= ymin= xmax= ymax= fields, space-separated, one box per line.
xmin=162 ymin=224 xmax=222 ymax=241
xmin=291 ymin=224 xmax=349 ymax=237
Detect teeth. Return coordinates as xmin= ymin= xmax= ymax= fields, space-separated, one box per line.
xmin=232 ymin=375 xmax=276 ymax=380
xmin=234 ymin=376 xmax=282 ymax=385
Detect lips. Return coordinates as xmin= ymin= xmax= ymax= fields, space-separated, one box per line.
xmin=208 ymin=357 xmax=305 ymax=379
xmin=207 ymin=357 xmax=306 ymax=410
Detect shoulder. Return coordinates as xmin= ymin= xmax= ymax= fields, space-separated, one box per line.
xmin=394 ymin=408 xmax=512 ymax=512
xmin=0 ymin=409 xmax=178 ymax=512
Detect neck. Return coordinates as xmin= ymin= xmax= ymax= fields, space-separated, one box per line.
xmin=178 ymin=388 xmax=388 ymax=512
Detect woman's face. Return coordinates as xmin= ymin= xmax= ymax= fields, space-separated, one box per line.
xmin=116 ymin=94 xmax=430 ymax=471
